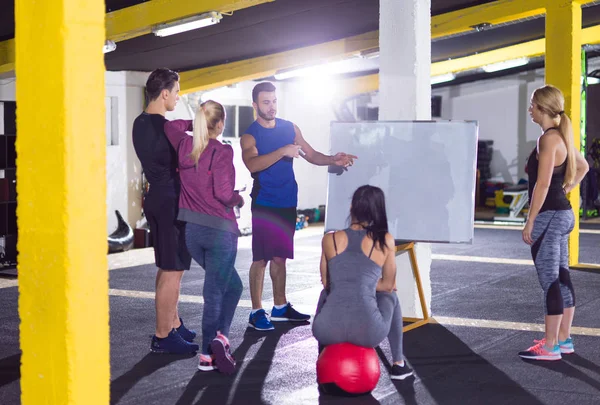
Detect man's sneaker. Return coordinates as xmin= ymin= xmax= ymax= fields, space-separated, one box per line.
xmin=198 ymin=354 xmax=217 ymax=372
xmin=559 ymin=337 xmax=575 ymax=354
xmin=390 ymin=362 xmax=414 ymax=380
xmin=150 ymin=329 xmax=199 ymax=354
xmin=248 ymin=309 xmax=275 ymax=331
xmin=270 ymin=303 xmax=311 ymax=322
xmin=176 ymin=317 xmax=197 ymax=343
xmin=518 ymin=339 xmax=561 ymax=361
xmin=211 ymin=333 xmax=236 ymax=375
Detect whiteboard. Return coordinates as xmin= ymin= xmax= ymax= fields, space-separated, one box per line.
xmin=325 ymin=121 xmax=479 ymax=244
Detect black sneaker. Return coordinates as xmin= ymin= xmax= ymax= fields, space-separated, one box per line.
xmin=390 ymin=363 xmax=413 ymax=380
xmin=176 ymin=317 xmax=197 ymax=342
xmin=270 ymin=303 xmax=310 ymax=322
xmin=150 ymin=329 xmax=199 ymax=354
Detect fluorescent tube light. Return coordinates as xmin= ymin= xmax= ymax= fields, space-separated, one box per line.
xmin=274 ymin=60 xmax=356 ymax=80
xmin=152 ymin=12 xmax=222 ymax=37
xmin=431 ymin=73 xmax=456 ymax=85
xmin=482 ymin=57 xmax=529 ymax=73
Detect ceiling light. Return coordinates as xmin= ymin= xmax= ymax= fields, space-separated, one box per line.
xmin=482 ymin=57 xmax=529 ymax=73
xmin=357 ymin=49 xmax=380 ymax=59
xmin=274 ymin=60 xmax=353 ymax=80
xmin=103 ymin=40 xmax=116 ymax=54
xmin=431 ymin=73 xmax=456 ymax=85
xmin=471 ymin=23 xmax=493 ymax=32
xmin=152 ymin=12 xmax=222 ymax=37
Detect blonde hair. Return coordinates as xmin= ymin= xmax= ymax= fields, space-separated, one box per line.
xmin=189 ymin=100 xmax=225 ymax=165
xmin=532 ymin=85 xmax=576 ymax=186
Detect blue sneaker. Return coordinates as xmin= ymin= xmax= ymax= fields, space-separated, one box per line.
xmin=270 ymin=303 xmax=310 ymax=322
xmin=176 ymin=318 xmax=197 ymax=343
xmin=151 ymin=329 xmax=199 ymax=354
xmin=559 ymin=337 xmax=574 ymax=354
xmin=248 ymin=309 xmax=275 ymax=331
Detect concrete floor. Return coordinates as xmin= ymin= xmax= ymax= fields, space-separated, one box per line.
xmin=1 ymin=224 xmax=600 ymax=404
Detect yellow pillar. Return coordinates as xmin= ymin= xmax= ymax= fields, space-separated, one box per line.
xmin=15 ymin=1 xmax=109 ymax=404
xmin=545 ymin=0 xmax=582 ymax=266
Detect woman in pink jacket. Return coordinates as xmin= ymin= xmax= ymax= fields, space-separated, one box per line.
xmin=164 ymin=100 xmax=244 ymax=375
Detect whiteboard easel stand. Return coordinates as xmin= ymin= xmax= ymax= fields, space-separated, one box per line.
xmin=395 ymin=241 xmax=430 ymax=332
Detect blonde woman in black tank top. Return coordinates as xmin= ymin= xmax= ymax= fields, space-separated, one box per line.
xmin=518 ymin=85 xmax=589 ymax=361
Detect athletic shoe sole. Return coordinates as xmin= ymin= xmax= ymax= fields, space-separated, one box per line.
xmin=197 ymin=364 xmax=217 ymax=372
xmin=560 ymin=347 xmax=574 ymax=354
xmin=390 ymin=371 xmax=414 ymax=380
xmin=270 ymin=316 xmax=310 ymax=322
xmin=247 ymin=322 xmax=275 ymax=330
xmin=518 ymin=354 xmax=562 ymax=361
xmin=211 ymin=339 xmax=236 ymax=375
xmin=150 ymin=346 xmax=199 ymax=355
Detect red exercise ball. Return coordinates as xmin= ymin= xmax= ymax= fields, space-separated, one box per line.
xmin=316 ymin=342 xmax=381 ymax=395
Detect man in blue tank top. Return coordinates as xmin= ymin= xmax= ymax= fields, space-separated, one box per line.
xmin=241 ymin=82 xmax=357 ymax=331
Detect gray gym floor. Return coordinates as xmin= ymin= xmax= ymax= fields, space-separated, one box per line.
xmin=1 ymin=225 xmax=600 ymax=404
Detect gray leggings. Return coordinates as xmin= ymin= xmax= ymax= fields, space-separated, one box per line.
xmin=313 ymin=289 xmax=404 ymax=363
xmin=530 ymin=210 xmax=576 ymax=315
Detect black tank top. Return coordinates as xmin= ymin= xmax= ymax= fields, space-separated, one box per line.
xmin=526 ymin=127 xmax=571 ymax=212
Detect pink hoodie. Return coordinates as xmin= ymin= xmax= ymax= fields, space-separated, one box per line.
xmin=164 ymin=119 xmax=242 ymax=235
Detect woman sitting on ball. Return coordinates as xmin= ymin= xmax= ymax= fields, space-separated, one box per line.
xmin=312 ymin=185 xmax=413 ymax=380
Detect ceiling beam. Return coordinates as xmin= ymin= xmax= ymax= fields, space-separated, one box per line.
xmin=431 ymin=21 xmax=600 ymax=76
xmin=106 ymin=0 xmax=275 ymax=42
xmin=179 ymin=31 xmax=378 ymax=94
xmin=180 ymin=22 xmax=600 ymax=94
xmin=0 ymin=0 xmax=274 ymax=75
xmin=1 ymin=0 xmax=600 ymax=78
xmin=432 ymin=0 xmax=599 ymax=40
xmin=583 ymin=23 xmax=600 ymax=45
xmin=431 ymin=39 xmax=545 ymax=76
xmin=432 ymin=0 xmax=546 ymax=40
xmin=0 ymin=39 xmax=15 ymax=76
xmin=339 ymin=22 xmax=600 ymax=98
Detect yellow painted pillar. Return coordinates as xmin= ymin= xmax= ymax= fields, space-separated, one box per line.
xmin=545 ymin=0 xmax=582 ymax=266
xmin=15 ymin=1 xmax=109 ymax=404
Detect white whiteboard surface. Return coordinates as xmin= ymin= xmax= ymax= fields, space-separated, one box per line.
xmin=325 ymin=121 xmax=479 ymax=244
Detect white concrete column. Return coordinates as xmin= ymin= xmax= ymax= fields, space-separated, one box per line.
xmin=379 ymin=0 xmax=432 ymax=318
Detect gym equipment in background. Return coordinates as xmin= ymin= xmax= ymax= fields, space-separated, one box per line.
xmin=108 ymin=210 xmax=134 ymax=253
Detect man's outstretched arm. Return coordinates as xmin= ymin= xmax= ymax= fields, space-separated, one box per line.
xmin=293 ymin=124 xmax=357 ymax=167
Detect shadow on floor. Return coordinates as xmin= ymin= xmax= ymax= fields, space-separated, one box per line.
xmin=403 ymin=324 xmax=546 ymax=405
xmin=524 ymin=354 xmax=600 ymax=392
xmin=111 ymin=352 xmax=196 ymax=405
xmin=0 ymin=353 xmax=20 ymax=388
xmin=175 ymin=322 xmax=308 ymax=405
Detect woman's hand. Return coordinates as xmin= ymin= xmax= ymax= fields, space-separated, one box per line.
xmin=522 ymin=220 xmax=534 ymax=245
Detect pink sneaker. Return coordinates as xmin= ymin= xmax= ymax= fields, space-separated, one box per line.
xmin=198 ymin=354 xmax=217 ymax=372
xmin=518 ymin=339 xmax=561 ymax=361
xmin=211 ymin=333 xmax=236 ymax=375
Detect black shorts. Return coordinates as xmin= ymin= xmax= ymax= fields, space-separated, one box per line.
xmin=251 ymin=203 xmax=296 ymax=262
xmin=144 ymin=191 xmax=191 ymax=271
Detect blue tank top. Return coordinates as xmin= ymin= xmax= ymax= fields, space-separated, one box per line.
xmin=245 ymin=118 xmax=298 ymax=207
